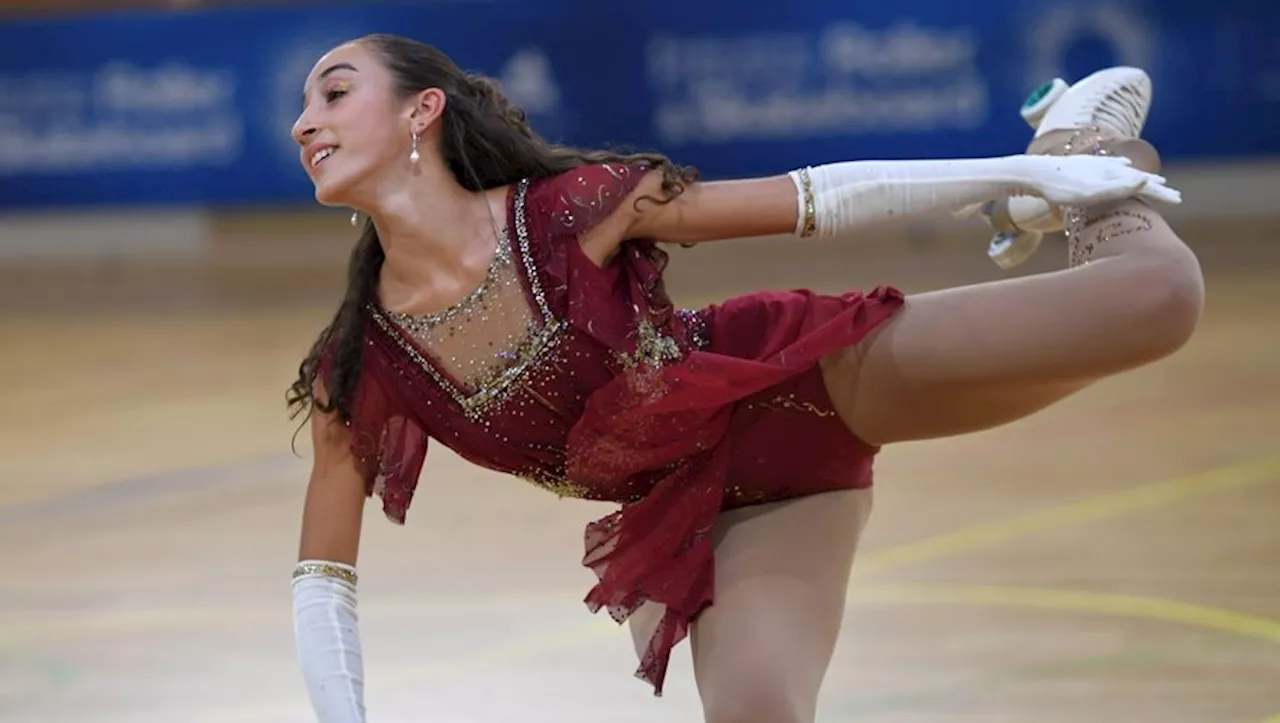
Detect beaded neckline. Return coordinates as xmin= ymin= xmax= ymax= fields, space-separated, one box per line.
xmin=368 ymin=179 xmax=566 ymax=421
xmin=379 ymin=226 xmax=512 ymax=334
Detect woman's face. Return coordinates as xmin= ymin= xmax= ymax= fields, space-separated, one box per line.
xmin=291 ymin=41 xmax=411 ymax=207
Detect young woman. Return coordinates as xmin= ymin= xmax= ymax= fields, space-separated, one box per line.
xmin=286 ymin=33 xmax=1201 ymax=723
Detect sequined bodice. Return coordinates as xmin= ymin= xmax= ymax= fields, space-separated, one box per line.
xmin=365 ymin=170 xmax=700 ymax=502
xmin=375 ymin=219 xmax=569 ymax=422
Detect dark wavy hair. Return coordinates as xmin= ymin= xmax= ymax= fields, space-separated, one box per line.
xmin=286 ymin=33 xmax=698 ymax=428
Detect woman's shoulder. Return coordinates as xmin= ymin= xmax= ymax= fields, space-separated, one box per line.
xmin=524 ymin=161 xmax=656 ymax=237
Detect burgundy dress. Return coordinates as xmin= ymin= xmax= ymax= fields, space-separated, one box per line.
xmin=333 ymin=162 xmax=904 ymax=695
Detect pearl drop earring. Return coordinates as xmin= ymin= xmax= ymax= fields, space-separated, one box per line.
xmin=350 ymin=210 xmax=359 ymax=227
xmin=409 ymin=131 xmax=420 ymax=164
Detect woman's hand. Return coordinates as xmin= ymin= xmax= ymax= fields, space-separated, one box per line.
xmin=1019 ymin=154 xmax=1182 ymax=207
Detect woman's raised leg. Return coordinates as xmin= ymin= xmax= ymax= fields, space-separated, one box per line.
xmin=823 ymin=69 xmax=1205 ymax=446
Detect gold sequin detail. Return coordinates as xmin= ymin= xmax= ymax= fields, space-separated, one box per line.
xmin=293 ymin=562 xmax=358 ymax=586
xmin=749 ymin=393 xmax=838 ymax=418
xmin=518 ymin=470 xmax=590 ymax=499
xmin=613 ymin=317 xmax=685 ymax=401
xmin=615 ymin=318 xmax=683 ymax=370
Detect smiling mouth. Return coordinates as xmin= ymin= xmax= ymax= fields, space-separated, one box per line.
xmin=310 ymin=147 xmax=337 ymax=169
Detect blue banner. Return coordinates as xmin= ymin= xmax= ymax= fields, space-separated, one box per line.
xmin=0 ymin=0 xmax=1277 ymax=209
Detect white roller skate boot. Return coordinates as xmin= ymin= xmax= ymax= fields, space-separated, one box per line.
xmin=973 ymin=67 xmax=1156 ymax=269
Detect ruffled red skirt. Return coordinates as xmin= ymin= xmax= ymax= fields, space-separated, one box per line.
xmin=566 ymin=284 xmax=905 ymax=695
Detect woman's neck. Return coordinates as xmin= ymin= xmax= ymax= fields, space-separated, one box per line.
xmin=364 ymin=166 xmax=508 ymax=312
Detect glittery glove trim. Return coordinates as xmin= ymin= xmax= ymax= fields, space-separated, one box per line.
xmin=789 ymin=167 xmax=817 ymax=237
xmin=293 ymin=560 xmax=358 ymax=587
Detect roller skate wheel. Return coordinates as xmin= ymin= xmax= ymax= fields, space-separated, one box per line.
xmin=988 ymin=229 xmax=1044 ymax=270
xmin=1020 ymin=78 xmax=1069 ymax=129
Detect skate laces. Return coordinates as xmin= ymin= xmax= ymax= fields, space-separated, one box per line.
xmin=1087 ymin=82 xmax=1149 ymax=139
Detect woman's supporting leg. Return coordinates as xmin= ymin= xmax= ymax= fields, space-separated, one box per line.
xmin=690 ymin=489 xmax=873 ymax=723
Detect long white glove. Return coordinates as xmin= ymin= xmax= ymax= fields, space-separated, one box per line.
xmin=788 ymin=154 xmax=1175 ymax=237
xmin=292 ymin=560 xmax=366 ymax=723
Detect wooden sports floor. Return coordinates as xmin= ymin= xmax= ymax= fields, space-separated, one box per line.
xmin=1 ymin=211 xmax=1277 ymax=722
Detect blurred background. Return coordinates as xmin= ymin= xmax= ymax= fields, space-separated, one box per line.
xmin=1 ymin=1 xmax=1277 ymax=722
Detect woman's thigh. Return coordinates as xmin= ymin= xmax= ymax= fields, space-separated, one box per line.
xmin=690 ymin=488 xmax=874 ymax=723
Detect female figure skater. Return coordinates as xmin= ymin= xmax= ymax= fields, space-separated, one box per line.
xmin=287 ymin=33 xmax=1202 ymax=723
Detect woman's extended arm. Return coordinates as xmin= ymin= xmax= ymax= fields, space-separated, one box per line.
xmin=292 ymin=401 xmax=370 ymax=723
xmin=598 ymin=154 xmax=1171 ymax=254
